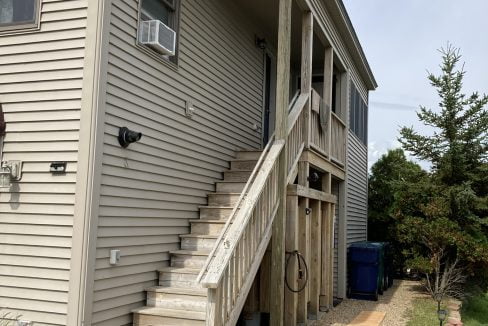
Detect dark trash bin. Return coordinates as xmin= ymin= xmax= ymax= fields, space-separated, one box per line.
xmin=347 ymin=242 xmax=385 ymax=301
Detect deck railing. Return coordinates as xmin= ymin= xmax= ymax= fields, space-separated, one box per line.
xmin=310 ymin=90 xmax=328 ymax=157
xmin=309 ymin=89 xmax=346 ymax=165
xmin=197 ymin=93 xmax=309 ymax=326
xmin=330 ymin=112 xmax=346 ymax=165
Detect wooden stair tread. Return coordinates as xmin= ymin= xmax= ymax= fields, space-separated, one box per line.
xmin=158 ymin=267 xmax=201 ymax=274
xmin=237 ymin=150 xmax=262 ymax=153
xmin=135 ymin=149 xmax=261 ymax=325
xmin=132 ymin=306 xmax=206 ymax=320
xmin=180 ymin=234 xmax=218 ymax=239
xmin=189 ymin=219 xmax=227 ymax=224
xmin=170 ymin=250 xmax=211 ymax=256
xmin=145 ymin=286 xmax=207 ymax=297
xmin=198 ymin=205 xmax=234 ymax=209
xmin=208 ymin=192 xmax=241 ymax=195
xmin=226 ymin=169 xmax=253 ymax=172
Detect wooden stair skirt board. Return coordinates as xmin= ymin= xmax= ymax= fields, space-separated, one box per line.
xmin=132 ymin=150 xmax=262 ymax=326
xmin=347 ymin=311 xmax=386 ymax=326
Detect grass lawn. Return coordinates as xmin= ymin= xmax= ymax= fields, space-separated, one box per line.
xmin=462 ymin=292 xmax=488 ymax=326
xmin=405 ymin=298 xmax=447 ymax=326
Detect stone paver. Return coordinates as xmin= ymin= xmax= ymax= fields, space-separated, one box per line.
xmin=312 ymin=280 xmax=428 ymax=326
xmin=446 ymin=299 xmax=463 ymax=326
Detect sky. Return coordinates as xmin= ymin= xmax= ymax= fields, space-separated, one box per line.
xmin=342 ymin=0 xmax=488 ymax=169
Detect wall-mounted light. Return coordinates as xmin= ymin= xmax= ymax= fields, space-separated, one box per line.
xmin=308 ymin=172 xmax=320 ymax=183
xmin=0 ymin=161 xmax=22 ymax=189
xmin=50 ymin=162 xmax=67 ymax=174
xmin=255 ymin=36 xmax=267 ymax=50
xmin=118 ymin=127 xmax=142 ymax=148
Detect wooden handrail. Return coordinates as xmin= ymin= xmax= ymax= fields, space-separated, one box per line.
xmin=198 ymin=93 xmax=309 ymax=325
xmin=196 ymin=133 xmax=276 ymax=283
xmin=287 ymin=93 xmax=309 ymax=135
xmin=196 ymin=94 xmax=308 ymax=287
xmin=200 ymin=140 xmax=284 ymax=288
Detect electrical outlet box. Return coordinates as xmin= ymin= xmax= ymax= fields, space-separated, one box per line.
xmin=109 ymin=249 xmax=121 ymax=265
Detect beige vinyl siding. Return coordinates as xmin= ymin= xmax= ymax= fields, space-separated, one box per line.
xmin=90 ymin=0 xmax=264 ymax=324
xmin=0 ymin=0 xmax=87 ymax=324
xmin=346 ymin=131 xmax=368 ymax=245
xmin=332 ymin=182 xmax=340 ymax=297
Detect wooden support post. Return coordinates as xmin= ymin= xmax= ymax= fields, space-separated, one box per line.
xmin=301 ymin=11 xmax=313 ymax=148
xmin=309 ymin=199 xmax=321 ymax=319
xmin=328 ymin=203 xmax=336 ymax=305
xmin=337 ymin=181 xmax=347 ymax=298
xmin=297 ymin=161 xmax=309 ymax=323
xmin=320 ymin=201 xmax=332 ymax=308
xmin=207 ymin=287 xmax=222 ymax=326
xmin=298 ymin=161 xmax=310 ymax=187
xmin=270 ymin=0 xmax=291 ymax=324
xmin=319 ymin=172 xmax=332 ymax=308
xmin=322 ymin=171 xmax=332 ymax=193
xmin=297 ymin=197 xmax=309 ymax=323
xmin=323 ymin=47 xmax=334 ymax=157
xmin=284 ymin=195 xmax=299 ymax=326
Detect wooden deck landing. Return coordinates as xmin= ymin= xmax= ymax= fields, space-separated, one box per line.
xmin=347 ymin=311 xmax=386 ymax=326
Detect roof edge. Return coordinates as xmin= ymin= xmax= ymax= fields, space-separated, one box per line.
xmin=326 ymin=0 xmax=378 ymax=90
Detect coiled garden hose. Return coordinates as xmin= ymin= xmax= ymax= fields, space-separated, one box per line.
xmin=285 ymin=250 xmax=309 ymax=293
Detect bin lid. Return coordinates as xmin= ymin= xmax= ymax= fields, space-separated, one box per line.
xmin=349 ymin=241 xmax=384 ymax=249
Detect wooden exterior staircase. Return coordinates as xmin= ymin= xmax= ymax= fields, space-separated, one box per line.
xmin=132 ymin=6 xmax=350 ymax=325
xmin=132 ymin=151 xmax=263 ymax=325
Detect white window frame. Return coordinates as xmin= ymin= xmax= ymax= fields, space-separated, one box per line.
xmin=0 ymin=0 xmax=41 ymax=34
xmin=136 ymin=0 xmax=180 ymax=66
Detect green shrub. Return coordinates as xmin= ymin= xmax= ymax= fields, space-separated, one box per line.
xmin=462 ymin=292 xmax=488 ymax=326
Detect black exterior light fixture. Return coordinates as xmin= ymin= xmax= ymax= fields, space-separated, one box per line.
xmin=308 ymin=171 xmax=320 ymax=183
xmin=118 ymin=127 xmax=142 ymax=148
xmin=437 ymin=309 xmax=447 ymax=326
xmin=434 ymin=292 xmax=447 ymax=326
xmin=255 ymin=36 xmax=266 ymax=50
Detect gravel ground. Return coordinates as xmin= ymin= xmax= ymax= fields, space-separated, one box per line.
xmin=312 ymin=280 xmax=428 ymax=326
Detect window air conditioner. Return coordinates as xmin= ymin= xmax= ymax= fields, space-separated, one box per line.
xmin=139 ymin=20 xmax=176 ymax=56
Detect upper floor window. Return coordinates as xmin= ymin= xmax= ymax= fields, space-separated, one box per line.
xmin=138 ymin=0 xmax=180 ymax=64
xmin=349 ymin=82 xmax=368 ymax=145
xmin=0 ymin=0 xmax=40 ymax=32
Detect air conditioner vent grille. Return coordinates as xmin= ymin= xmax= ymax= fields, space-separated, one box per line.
xmin=139 ymin=20 xmax=176 ymax=56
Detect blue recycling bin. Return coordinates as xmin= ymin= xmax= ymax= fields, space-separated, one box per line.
xmin=347 ymin=242 xmax=384 ymax=301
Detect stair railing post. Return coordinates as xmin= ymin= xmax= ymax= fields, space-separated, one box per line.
xmin=301 ymin=11 xmax=313 ymax=149
xmin=270 ymin=0 xmax=292 ymax=324
xmin=323 ymin=47 xmax=334 ymax=158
